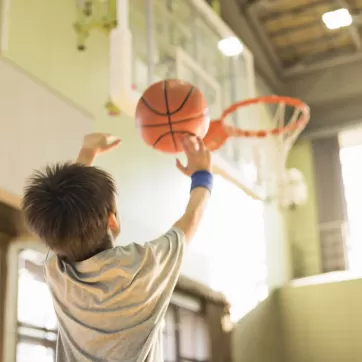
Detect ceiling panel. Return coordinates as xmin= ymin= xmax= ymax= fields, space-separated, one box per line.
xmin=241 ymin=0 xmax=362 ymax=68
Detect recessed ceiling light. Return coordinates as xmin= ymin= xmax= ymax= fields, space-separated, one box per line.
xmin=322 ymin=8 xmax=352 ymax=30
xmin=218 ymin=37 xmax=244 ymax=57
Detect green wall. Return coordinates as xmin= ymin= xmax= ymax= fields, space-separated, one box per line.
xmin=286 ymin=141 xmax=321 ymax=277
xmin=232 ymin=291 xmax=285 ymax=362
xmin=280 ymin=276 xmax=362 ymax=362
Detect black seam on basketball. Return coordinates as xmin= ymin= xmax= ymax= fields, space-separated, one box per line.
xmin=163 ymin=80 xmax=177 ymax=151
xmin=141 ymin=85 xmax=194 ymax=118
xmin=169 ymin=86 xmax=194 ymax=115
xmin=153 ymin=130 xmax=196 ymax=148
xmin=141 ymin=97 xmax=168 ymax=116
xmin=137 ymin=113 xmax=206 ymax=128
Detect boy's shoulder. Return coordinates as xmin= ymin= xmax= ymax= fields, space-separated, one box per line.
xmin=44 ymin=243 xmax=152 ymax=278
xmin=44 ymin=246 xmax=120 ymax=270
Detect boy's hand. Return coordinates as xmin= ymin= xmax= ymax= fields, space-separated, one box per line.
xmin=176 ymin=135 xmax=211 ymax=177
xmin=77 ymin=133 xmax=121 ymax=165
xmin=82 ymin=133 xmax=121 ymax=154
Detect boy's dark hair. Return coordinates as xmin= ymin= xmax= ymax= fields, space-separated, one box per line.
xmin=22 ymin=163 xmax=116 ymax=262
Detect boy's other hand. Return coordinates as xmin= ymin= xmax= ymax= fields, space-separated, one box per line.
xmin=77 ymin=133 xmax=121 ymax=165
xmin=82 ymin=133 xmax=121 ymax=154
xmin=176 ymin=135 xmax=211 ymax=177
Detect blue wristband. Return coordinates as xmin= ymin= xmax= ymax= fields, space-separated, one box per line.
xmin=191 ymin=170 xmax=213 ymax=194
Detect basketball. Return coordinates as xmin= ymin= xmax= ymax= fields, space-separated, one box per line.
xmin=135 ymin=79 xmax=210 ymax=153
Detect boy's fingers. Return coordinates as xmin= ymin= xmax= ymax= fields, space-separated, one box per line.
xmin=196 ymin=136 xmax=205 ymax=152
xmin=103 ymin=138 xmax=122 ymax=152
xmin=176 ymin=158 xmax=187 ymax=175
xmin=183 ymin=134 xmax=198 ymax=154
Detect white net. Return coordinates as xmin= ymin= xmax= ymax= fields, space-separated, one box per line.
xmin=216 ymin=96 xmax=310 ymax=203
xmin=279 ymin=168 xmax=308 ymax=208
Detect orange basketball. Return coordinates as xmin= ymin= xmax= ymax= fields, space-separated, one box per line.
xmin=135 ymin=79 xmax=210 ymax=153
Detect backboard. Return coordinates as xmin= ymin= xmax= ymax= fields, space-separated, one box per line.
xmin=109 ymin=0 xmax=263 ymax=196
xmin=110 ymin=0 xmax=255 ymax=118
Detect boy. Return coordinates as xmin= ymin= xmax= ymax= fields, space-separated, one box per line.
xmin=22 ymin=133 xmax=212 ymax=362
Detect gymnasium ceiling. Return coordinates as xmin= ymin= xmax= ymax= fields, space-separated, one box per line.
xmin=242 ymin=0 xmax=362 ymax=70
xmin=220 ymin=0 xmax=362 ymax=137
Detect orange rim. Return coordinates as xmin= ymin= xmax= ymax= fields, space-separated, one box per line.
xmin=220 ymin=95 xmax=310 ymax=138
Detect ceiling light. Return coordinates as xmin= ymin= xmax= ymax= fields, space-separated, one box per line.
xmin=218 ymin=37 xmax=244 ymax=57
xmin=322 ymin=8 xmax=352 ymax=30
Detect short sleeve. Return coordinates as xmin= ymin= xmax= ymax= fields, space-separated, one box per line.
xmin=147 ymin=227 xmax=186 ymax=268
xmin=144 ymin=227 xmax=186 ymax=296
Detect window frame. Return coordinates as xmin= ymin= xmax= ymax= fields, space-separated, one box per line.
xmin=164 ymin=302 xmax=209 ymax=362
xmin=2 ymin=239 xmax=47 ymax=362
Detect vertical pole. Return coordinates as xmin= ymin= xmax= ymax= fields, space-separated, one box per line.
xmin=2 ymin=244 xmax=20 ymax=362
xmin=109 ymin=0 xmax=133 ymax=114
xmin=116 ymin=0 xmax=128 ymax=29
xmin=145 ymin=0 xmax=155 ymax=85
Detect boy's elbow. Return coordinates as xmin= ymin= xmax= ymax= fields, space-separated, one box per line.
xmin=173 ymin=213 xmax=200 ymax=245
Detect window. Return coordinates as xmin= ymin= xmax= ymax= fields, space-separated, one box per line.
xmin=16 ymin=249 xmax=57 ymax=362
xmin=163 ymin=304 xmax=209 ymax=362
xmin=340 ymin=144 xmax=362 ymax=272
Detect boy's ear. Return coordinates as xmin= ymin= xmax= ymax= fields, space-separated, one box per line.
xmin=108 ymin=213 xmax=119 ymax=231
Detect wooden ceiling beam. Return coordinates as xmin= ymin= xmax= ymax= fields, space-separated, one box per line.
xmin=267 ymin=20 xmax=324 ymax=38
xmin=239 ymin=0 xmax=362 ymax=73
xmin=258 ymin=0 xmax=334 ymax=21
xmin=278 ymin=33 xmax=351 ymax=53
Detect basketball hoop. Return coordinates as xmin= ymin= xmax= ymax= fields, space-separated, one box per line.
xmin=204 ymin=95 xmax=310 ymax=203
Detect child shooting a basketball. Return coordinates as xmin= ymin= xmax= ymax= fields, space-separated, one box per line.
xmin=22 ymin=131 xmax=212 ymax=362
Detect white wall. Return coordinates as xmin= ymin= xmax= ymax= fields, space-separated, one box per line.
xmin=0 ymin=58 xmax=92 ymax=198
